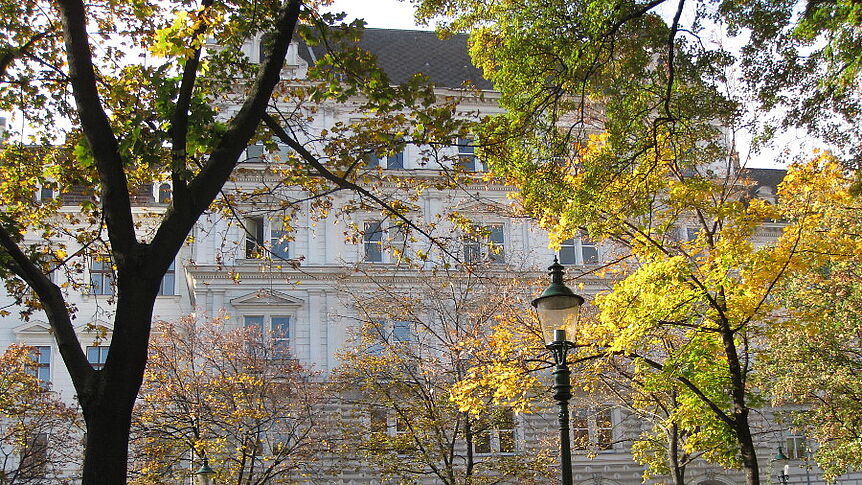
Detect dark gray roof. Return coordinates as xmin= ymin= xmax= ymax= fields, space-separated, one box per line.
xmin=301 ymin=28 xmax=492 ymax=90
xmin=742 ymin=168 xmax=786 ymax=190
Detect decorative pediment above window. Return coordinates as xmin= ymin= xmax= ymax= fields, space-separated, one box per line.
xmin=230 ymin=289 xmax=304 ymax=308
xmin=13 ymin=320 xmax=52 ymax=336
xmin=75 ymin=320 xmax=113 ymax=336
xmin=454 ymin=200 xmax=512 ymax=216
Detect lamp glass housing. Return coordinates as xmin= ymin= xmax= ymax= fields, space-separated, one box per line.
xmin=195 ymin=462 xmax=216 ymax=485
xmin=535 ymin=294 xmax=582 ymax=343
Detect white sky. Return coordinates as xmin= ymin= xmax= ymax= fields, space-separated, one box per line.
xmin=324 ymin=0 xmax=430 ymax=30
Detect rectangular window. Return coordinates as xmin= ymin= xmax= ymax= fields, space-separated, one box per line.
xmin=19 ymin=432 xmax=48 ymax=479
xmin=90 ymin=255 xmax=114 ymax=295
xmin=271 ymin=317 xmax=291 ymax=358
xmin=456 ymin=138 xmax=483 ymax=171
xmin=244 ymin=217 xmax=265 ymax=259
xmin=87 ymin=346 xmax=109 ymax=370
xmin=558 ymin=235 xmax=598 ymax=265
xmin=786 ymin=435 xmax=807 ymax=459
xmin=158 ymin=260 xmax=175 ymax=296
xmin=245 ymin=143 xmax=265 ymax=163
xmin=572 ymin=410 xmax=590 ymax=450
xmin=571 ymin=407 xmax=615 ymax=451
xmin=392 ymin=321 xmax=412 ymax=343
xmin=369 ymin=408 xmax=388 ymax=434
xmin=245 ymin=316 xmax=291 ymax=359
xmin=364 ymin=221 xmax=384 ymax=263
xmin=473 ymin=408 xmax=516 ymax=454
xmin=28 ymin=346 xmax=51 ymax=384
xmin=463 ymin=225 xmax=505 ymax=264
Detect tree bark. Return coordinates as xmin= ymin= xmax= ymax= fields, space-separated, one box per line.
xmin=80 ymin=398 xmax=136 ymax=483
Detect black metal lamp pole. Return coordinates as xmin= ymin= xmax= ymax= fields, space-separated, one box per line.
xmin=774 ymin=446 xmax=790 ymax=485
xmin=533 ymin=258 xmax=584 ymax=485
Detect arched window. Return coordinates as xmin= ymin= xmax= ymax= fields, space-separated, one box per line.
xmin=158 ymin=183 xmax=172 ymax=204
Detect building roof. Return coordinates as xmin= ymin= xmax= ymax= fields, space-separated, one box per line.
xmin=742 ymin=168 xmax=786 ymax=191
xmin=302 ymin=28 xmax=492 ymax=90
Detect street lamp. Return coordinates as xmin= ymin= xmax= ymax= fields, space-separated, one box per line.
xmin=195 ymin=457 xmax=216 ymax=485
xmin=532 ymin=258 xmax=584 ymax=485
xmin=773 ymin=446 xmax=790 ymax=485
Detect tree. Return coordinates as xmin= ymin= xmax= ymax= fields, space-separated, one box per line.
xmin=760 ymin=158 xmax=862 ymax=481
xmin=130 ymin=315 xmax=326 ymax=484
xmin=407 ymin=1 xmax=859 ymax=484
xmin=0 ymin=344 xmax=81 ymax=483
xmin=0 ymin=2 xmax=473 ymax=482
xmin=334 ymin=267 xmax=555 ymax=484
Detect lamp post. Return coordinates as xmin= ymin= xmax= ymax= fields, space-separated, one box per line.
xmin=773 ymin=446 xmax=790 ymax=485
xmin=532 ymin=258 xmax=585 ymax=485
xmin=195 ymin=457 xmax=216 ymax=485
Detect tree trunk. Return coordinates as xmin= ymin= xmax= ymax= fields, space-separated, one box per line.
xmin=667 ymin=423 xmax=686 ymax=485
xmin=77 ymin=278 xmax=157 ymax=484
xmin=719 ymin=324 xmax=760 ymax=485
xmin=736 ymin=413 xmax=760 ymax=485
xmin=81 ymin=402 xmax=135 ymax=483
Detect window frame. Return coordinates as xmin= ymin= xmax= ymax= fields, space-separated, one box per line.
xmin=558 ymin=234 xmax=599 ymax=266
xmin=473 ymin=408 xmax=517 ymax=455
xmin=243 ymin=315 xmax=293 ymax=359
xmin=571 ymin=407 xmax=616 ymax=452
xmin=243 ymin=216 xmax=292 ymax=261
xmin=463 ymin=224 xmax=505 ymax=264
xmin=362 ymin=220 xmax=408 ymax=264
xmin=28 ymin=346 xmax=51 ymax=385
xmin=89 ymin=254 xmax=114 ymax=296
xmin=456 ymin=137 xmax=484 ymax=172
xmin=87 ymin=345 xmax=109 ymax=370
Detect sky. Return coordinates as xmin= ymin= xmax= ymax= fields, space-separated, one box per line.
xmin=325 ymin=0 xmax=431 ymax=30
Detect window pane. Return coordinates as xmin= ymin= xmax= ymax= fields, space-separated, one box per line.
xmin=245 ymin=144 xmax=264 ymax=163
xmin=488 ymin=225 xmax=504 ymax=263
xmin=158 ymin=183 xmax=172 ymax=204
xmin=596 ymin=409 xmax=614 ymax=450
xmin=271 ymin=317 xmax=290 ymax=358
xmin=245 ymin=217 xmax=264 ymax=258
xmin=499 ymin=430 xmax=515 ymax=453
xmin=245 ymin=316 xmax=264 ymax=332
xmin=559 ymin=239 xmax=577 ymax=265
xmin=457 ymin=138 xmax=477 ymax=171
xmin=87 ymin=346 xmax=109 ymax=370
xmin=40 ymin=187 xmax=54 ymax=201
xmin=581 ymin=237 xmax=598 ymax=264
xmin=463 ymin=234 xmax=481 ymax=263
xmin=29 ymin=347 xmax=50 ymax=385
xmin=392 ymin=321 xmax=411 ymax=342
xmin=271 ymin=317 xmax=290 ymax=339
xmin=369 ymin=408 xmax=387 ymax=433
xmin=387 ymin=152 xmax=404 ymax=169
xmin=271 ymin=229 xmax=290 ymax=260
xmin=91 ymin=256 xmax=114 ymax=295
xmin=364 ymin=222 xmax=383 ymax=262
xmin=474 ymin=431 xmax=491 ymax=454
xmin=366 ymin=152 xmax=379 ymax=168
xmin=571 ymin=409 xmax=589 ymax=450
xmin=159 ymin=260 xmax=175 ymax=296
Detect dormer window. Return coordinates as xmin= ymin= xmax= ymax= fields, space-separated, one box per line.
xmin=755 ymin=185 xmax=776 ymax=205
xmin=157 ymin=183 xmax=172 ymax=204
